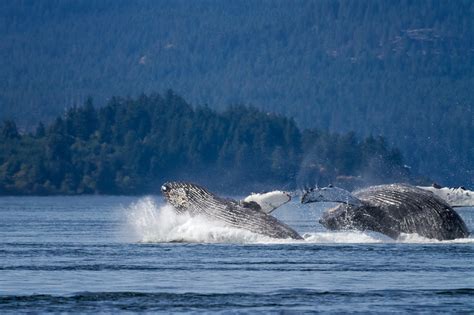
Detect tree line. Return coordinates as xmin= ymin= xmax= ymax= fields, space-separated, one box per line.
xmin=1 ymin=1 xmax=472 ymax=187
xmin=0 ymin=91 xmax=411 ymax=195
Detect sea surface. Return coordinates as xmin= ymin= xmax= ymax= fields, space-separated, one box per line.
xmin=0 ymin=196 xmax=473 ymax=313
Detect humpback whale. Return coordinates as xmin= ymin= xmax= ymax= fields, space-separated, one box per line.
xmin=301 ymin=184 xmax=469 ymax=240
xmin=161 ymin=182 xmax=302 ymax=240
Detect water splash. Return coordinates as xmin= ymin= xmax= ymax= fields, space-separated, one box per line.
xmin=302 ymin=231 xmax=390 ymax=243
xmin=125 ymin=197 xmax=278 ymax=244
xmin=397 ymin=233 xmax=474 ymax=244
xmin=125 ymin=197 xmax=473 ymax=244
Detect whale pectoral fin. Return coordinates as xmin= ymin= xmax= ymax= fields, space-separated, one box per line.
xmin=242 ymin=191 xmax=291 ymax=214
xmin=301 ymin=186 xmax=363 ymax=206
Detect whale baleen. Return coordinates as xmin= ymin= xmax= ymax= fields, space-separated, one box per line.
xmin=301 ymin=184 xmax=469 ymax=240
xmin=161 ymin=182 xmax=302 ymax=240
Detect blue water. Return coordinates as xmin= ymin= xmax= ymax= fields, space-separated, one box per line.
xmin=0 ymin=196 xmax=473 ymax=313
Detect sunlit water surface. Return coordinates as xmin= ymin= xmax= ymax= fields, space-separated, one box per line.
xmin=0 ymin=196 xmax=473 ymax=313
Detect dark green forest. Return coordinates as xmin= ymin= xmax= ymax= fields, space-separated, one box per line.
xmin=0 ymin=1 xmax=473 ymax=186
xmin=0 ymin=92 xmax=410 ymax=195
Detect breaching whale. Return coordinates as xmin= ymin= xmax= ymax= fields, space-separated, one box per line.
xmin=161 ymin=182 xmax=302 ymax=240
xmin=301 ymin=184 xmax=469 ymax=240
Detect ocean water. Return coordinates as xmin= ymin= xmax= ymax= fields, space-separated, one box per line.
xmin=0 ymin=196 xmax=473 ymax=313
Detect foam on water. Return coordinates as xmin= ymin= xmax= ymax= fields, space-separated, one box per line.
xmin=125 ymin=197 xmax=473 ymax=244
xmin=302 ymin=231 xmax=390 ymax=243
xmin=396 ymin=232 xmax=474 ymax=243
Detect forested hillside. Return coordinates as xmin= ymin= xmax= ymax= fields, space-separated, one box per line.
xmin=0 ymin=92 xmax=410 ymax=195
xmin=0 ymin=1 xmax=472 ymax=186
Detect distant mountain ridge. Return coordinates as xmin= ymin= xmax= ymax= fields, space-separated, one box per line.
xmin=0 ymin=0 xmax=472 ymax=186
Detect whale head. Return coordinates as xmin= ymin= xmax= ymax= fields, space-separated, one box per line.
xmin=161 ymin=181 xmax=217 ymax=214
xmin=161 ymin=182 xmax=194 ymax=212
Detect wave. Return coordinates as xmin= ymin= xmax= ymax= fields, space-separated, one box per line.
xmin=2 ymin=288 xmax=473 ymax=300
xmin=125 ymin=197 xmax=474 ymax=245
xmin=1 ymin=289 xmax=472 ymax=313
